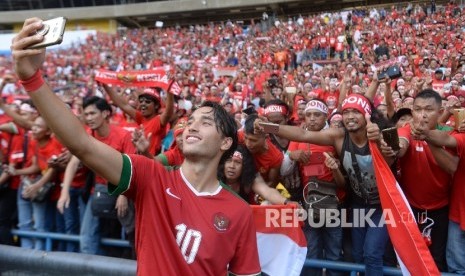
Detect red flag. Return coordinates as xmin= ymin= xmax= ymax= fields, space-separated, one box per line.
xmin=369 ymin=141 xmax=440 ymax=275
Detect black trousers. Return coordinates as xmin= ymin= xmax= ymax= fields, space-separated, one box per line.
xmin=411 ymin=205 xmax=449 ymax=272
xmin=0 ymin=188 xmax=17 ymax=245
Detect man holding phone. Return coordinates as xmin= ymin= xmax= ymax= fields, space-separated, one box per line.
xmin=381 ymin=89 xmax=458 ymax=272
xmin=11 ymin=18 xmax=261 ymax=276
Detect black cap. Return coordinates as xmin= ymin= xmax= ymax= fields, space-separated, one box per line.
xmin=391 ymin=108 xmax=412 ymax=124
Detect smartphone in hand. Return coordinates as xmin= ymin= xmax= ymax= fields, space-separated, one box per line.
xmin=382 ymin=127 xmax=400 ymax=151
xmin=258 ymin=122 xmax=279 ymax=134
xmin=27 ymin=17 xmax=67 ymax=49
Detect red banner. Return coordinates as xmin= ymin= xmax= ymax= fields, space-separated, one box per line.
xmin=94 ymin=69 xmax=181 ymax=96
xmin=369 ymin=141 xmax=440 ymax=275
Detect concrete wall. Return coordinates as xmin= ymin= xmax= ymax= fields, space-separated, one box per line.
xmin=0 ymin=0 xmax=299 ymax=23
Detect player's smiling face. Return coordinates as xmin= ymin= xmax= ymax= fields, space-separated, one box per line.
xmin=182 ymin=106 xmax=225 ymax=159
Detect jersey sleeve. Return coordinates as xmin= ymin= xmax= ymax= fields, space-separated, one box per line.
xmin=108 ymin=153 xmax=165 ymax=200
xmin=108 ymin=154 xmax=133 ymax=197
xmin=228 ymin=208 xmax=261 ymax=276
xmin=157 ymin=153 xmax=170 ymax=166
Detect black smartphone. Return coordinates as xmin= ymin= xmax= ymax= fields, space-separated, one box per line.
xmin=382 ymin=127 xmax=400 ymax=151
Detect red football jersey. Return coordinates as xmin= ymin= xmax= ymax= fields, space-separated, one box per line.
xmin=109 ymin=154 xmax=261 ymax=276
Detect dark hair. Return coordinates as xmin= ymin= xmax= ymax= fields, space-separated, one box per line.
xmin=83 ymin=96 xmax=112 ymax=116
xmin=199 ymin=101 xmax=238 ymax=164
xmin=414 ymin=89 xmax=443 ymax=107
xmin=217 ymin=144 xmax=256 ymax=198
xmin=244 ymin=114 xmax=260 ymax=135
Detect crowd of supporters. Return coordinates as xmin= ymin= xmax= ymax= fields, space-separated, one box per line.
xmin=1 ymin=0 xmax=465 ymax=274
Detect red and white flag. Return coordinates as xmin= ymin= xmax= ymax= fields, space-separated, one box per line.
xmin=251 ymin=205 xmax=307 ymax=276
xmin=369 ymin=142 xmax=440 ymax=275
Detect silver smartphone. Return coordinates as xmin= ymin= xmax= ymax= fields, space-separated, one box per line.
xmin=258 ymin=122 xmax=280 ymax=134
xmin=27 ymin=17 xmax=67 ymax=49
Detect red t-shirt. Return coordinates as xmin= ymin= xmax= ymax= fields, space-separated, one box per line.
xmin=398 ymin=125 xmax=451 ymax=210
xmin=109 ymin=155 xmax=261 ymax=276
xmin=90 ymin=125 xmax=136 ymax=184
xmin=135 ymin=111 xmax=167 ymax=155
xmin=7 ymin=128 xmax=28 ymax=190
xmin=449 ymin=133 xmax=465 ymax=230
xmin=252 ymin=139 xmax=283 ymax=182
xmin=32 ymin=137 xmax=66 ymax=201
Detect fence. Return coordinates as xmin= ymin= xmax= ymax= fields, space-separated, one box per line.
xmin=5 ymin=230 xmax=458 ymax=275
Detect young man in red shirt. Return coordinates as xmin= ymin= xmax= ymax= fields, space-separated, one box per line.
xmin=242 ymin=114 xmax=283 ymax=188
xmin=419 ymin=119 xmax=465 ymax=274
xmin=11 ymin=18 xmax=260 ymax=276
xmin=103 ymin=84 xmax=174 ymax=156
xmin=57 ymin=96 xmax=135 ymax=254
xmin=382 ymin=89 xmax=458 ymax=272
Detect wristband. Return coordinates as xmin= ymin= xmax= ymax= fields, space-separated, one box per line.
xmin=20 ymin=69 xmax=44 ymax=93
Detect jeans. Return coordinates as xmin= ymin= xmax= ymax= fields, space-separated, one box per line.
xmin=45 ymin=200 xmax=66 ymax=251
xmin=301 ymin=217 xmax=344 ymax=276
xmin=80 ymin=184 xmax=104 ymax=254
xmin=62 ymin=187 xmax=85 ymax=252
xmin=351 ymin=205 xmax=389 ymax=276
xmin=0 ymin=188 xmax=17 ymax=245
xmin=447 ymin=220 xmax=465 ymax=274
xmin=16 ymin=182 xmax=47 ymax=250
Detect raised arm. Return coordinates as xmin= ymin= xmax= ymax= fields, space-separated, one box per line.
xmin=159 ymin=91 xmax=174 ymax=126
xmin=255 ymin=120 xmax=342 ymax=147
xmin=101 ymin=83 xmax=137 ymax=119
xmin=11 ymin=18 xmax=123 ymax=186
xmin=0 ymin=100 xmax=34 ymax=130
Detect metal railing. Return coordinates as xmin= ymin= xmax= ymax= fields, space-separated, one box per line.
xmin=10 ymin=229 xmax=130 ymax=252
xmin=0 ymin=245 xmax=136 ymax=276
xmin=8 ymin=230 xmax=458 ymax=275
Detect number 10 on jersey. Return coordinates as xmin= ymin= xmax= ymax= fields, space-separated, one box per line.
xmin=175 ymin=223 xmax=202 ymax=264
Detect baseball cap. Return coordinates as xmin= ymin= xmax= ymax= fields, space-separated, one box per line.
xmin=139 ymin=88 xmax=160 ymax=101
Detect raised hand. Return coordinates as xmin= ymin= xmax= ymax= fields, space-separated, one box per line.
xmin=289 ymin=150 xmax=310 ymax=164
xmin=11 ymin=18 xmax=46 ymax=80
xmin=132 ymin=125 xmax=151 ymax=154
xmin=323 ymin=152 xmax=339 ymax=170
xmin=365 ymin=114 xmax=380 ymax=142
